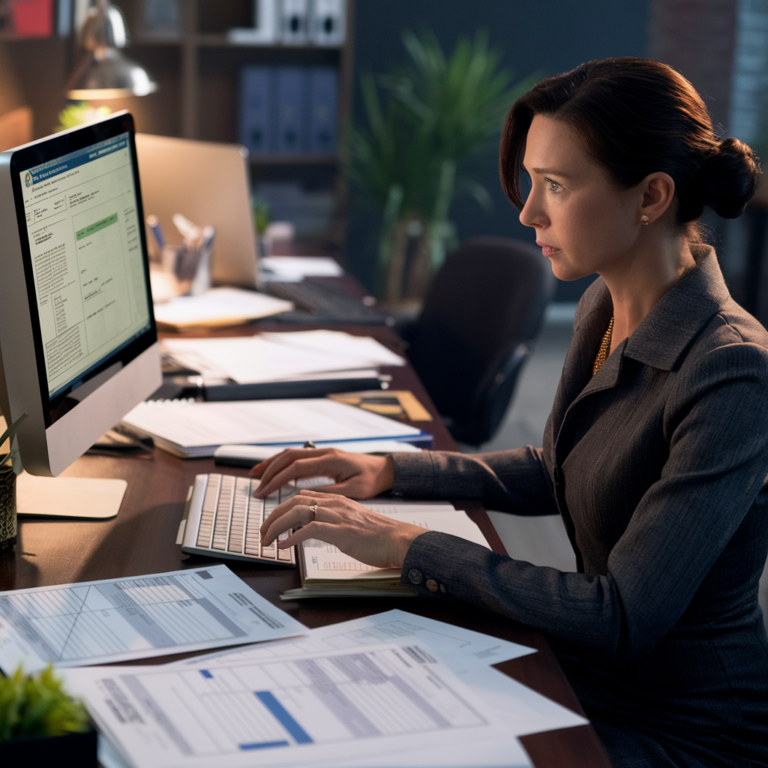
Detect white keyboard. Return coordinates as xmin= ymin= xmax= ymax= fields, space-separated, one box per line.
xmin=177 ymin=473 xmax=298 ymax=566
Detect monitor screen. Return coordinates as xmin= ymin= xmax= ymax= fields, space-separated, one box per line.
xmin=9 ymin=118 xmax=155 ymax=428
xmin=0 ymin=112 xmax=161 ymax=476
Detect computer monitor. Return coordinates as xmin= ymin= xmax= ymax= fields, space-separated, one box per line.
xmin=0 ymin=112 xmax=161 ymax=477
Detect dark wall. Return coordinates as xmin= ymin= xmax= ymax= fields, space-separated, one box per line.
xmin=346 ymin=0 xmax=650 ymax=301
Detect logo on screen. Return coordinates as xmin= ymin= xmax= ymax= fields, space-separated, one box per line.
xmin=24 ymin=172 xmax=32 ymax=187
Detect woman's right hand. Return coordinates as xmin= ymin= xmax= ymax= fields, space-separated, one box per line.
xmin=250 ymin=448 xmax=394 ymax=500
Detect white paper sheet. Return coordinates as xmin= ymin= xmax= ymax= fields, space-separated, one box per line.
xmin=63 ymin=643 xmax=510 ymax=768
xmin=163 ymin=331 xmax=404 ymax=385
xmin=300 ymin=503 xmax=488 ymax=583
xmin=0 ymin=565 xmax=307 ymax=672
xmin=260 ymin=330 xmax=406 ymax=367
xmin=175 ymin=609 xmax=535 ymax=673
xmin=121 ymin=398 xmax=424 ymax=457
xmin=260 ymin=256 xmax=344 ymax=279
xmin=153 ymin=287 xmax=293 ymax=329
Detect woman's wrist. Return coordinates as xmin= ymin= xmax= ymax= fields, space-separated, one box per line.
xmin=391 ymin=524 xmax=427 ymax=568
xmin=374 ymin=455 xmax=396 ymax=496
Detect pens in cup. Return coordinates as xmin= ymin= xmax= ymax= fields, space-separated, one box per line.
xmin=146 ymin=214 xmax=165 ymax=250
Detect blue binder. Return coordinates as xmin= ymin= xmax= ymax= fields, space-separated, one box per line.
xmin=276 ymin=67 xmax=308 ymax=154
xmin=309 ymin=67 xmax=338 ymax=155
xmin=239 ymin=66 xmax=274 ymax=155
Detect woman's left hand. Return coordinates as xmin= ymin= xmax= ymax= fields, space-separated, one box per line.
xmin=260 ymin=489 xmax=427 ymax=569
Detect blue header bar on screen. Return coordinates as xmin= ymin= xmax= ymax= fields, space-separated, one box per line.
xmin=27 ymin=133 xmax=129 ymax=184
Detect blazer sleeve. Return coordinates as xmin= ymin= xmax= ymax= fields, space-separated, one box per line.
xmin=399 ymin=342 xmax=768 ymax=663
xmin=390 ymin=446 xmax=559 ymax=517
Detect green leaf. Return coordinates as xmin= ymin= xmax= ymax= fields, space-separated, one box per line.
xmin=0 ymin=664 xmax=90 ymax=741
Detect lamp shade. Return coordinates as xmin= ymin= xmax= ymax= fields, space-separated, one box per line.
xmin=66 ymin=0 xmax=157 ymax=100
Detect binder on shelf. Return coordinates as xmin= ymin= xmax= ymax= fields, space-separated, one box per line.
xmin=280 ymin=0 xmax=309 ymax=44
xmin=239 ymin=65 xmax=274 ymax=155
xmin=276 ymin=67 xmax=308 ymax=153
xmin=228 ymin=0 xmax=278 ymax=44
xmin=309 ymin=67 xmax=338 ymax=154
xmin=310 ymin=0 xmax=345 ymax=46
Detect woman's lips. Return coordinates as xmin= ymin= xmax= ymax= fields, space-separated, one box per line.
xmin=537 ymin=242 xmax=560 ymax=257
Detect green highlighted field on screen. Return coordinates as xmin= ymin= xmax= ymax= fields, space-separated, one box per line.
xmin=76 ymin=213 xmax=117 ymax=241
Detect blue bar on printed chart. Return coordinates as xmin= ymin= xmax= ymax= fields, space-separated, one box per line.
xmin=240 ymin=740 xmax=290 ymax=750
xmin=255 ymin=690 xmax=314 ymax=744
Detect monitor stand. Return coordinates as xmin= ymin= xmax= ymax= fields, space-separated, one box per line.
xmin=16 ymin=473 xmax=126 ymax=519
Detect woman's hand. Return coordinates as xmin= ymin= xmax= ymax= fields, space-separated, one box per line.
xmin=250 ymin=448 xmax=394 ymax=499
xmin=260 ymin=489 xmax=426 ymax=569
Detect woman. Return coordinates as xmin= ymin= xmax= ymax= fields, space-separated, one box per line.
xmin=253 ymin=58 xmax=768 ymax=766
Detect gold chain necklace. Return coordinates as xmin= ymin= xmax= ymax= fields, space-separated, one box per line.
xmin=592 ymin=316 xmax=614 ymax=375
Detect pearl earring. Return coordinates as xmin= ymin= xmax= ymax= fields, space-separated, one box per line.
xmin=641 ymin=215 xmax=650 ymax=226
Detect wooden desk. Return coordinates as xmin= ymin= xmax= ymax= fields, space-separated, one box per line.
xmin=0 ymin=322 xmax=610 ymax=768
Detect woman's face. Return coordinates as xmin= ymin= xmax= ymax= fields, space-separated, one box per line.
xmin=519 ymin=114 xmax=642 ymax=282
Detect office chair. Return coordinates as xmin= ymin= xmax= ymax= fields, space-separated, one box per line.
xmin=401 ymin=237 xmax=555 ymax=447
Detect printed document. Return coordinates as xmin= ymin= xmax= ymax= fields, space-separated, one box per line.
xmin=120 ymin=398 xmax=425 ymax=458
xmin=162 ymin=330 xmax=404 ymax=385
xmin=0 ymin=565 xmax=306 ymax=672
xmin=286 ymin=503 xmax=489 ymax=598
xmin=176 ymin=609 xmax=535 ymax=673
xmin=63 ymin=643 xmax=510 ymax=768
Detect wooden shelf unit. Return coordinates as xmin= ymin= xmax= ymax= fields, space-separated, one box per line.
xmin=120 ymin=0 xmax=356 ymax=251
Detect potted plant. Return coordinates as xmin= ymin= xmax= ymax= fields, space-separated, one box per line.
xmin=346 ymin=30 xmax=537 ymax=303
xmin=0 ymin=412 xmax=27 ymax=552
xmin=0 ymin=664 xmax=97 ymax=766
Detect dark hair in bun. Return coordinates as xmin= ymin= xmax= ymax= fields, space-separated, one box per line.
xmin=700 ymin=137 xmax=760 ymax=219
xmin=500 ymin=58 xmax=761 ymax=234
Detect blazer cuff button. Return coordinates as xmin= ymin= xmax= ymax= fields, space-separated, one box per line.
xmin=426 ymin=579 xmax=438 ymax=592
xmin=408 ymin=569 xmax=423 ymax=585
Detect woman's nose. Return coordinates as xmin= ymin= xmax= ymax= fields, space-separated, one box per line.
xmin=519 ymin=193 xmax=544 ymax=229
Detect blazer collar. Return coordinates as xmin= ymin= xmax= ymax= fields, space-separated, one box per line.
xmin=582 ymin=245 xmax=730 ymax=373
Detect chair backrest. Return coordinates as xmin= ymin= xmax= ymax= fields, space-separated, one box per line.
xmin=406 ymin=237 xmax=555 ymax=446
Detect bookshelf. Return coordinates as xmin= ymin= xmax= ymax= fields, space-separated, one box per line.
xmin=0 ymin=0 xmax=356 ymax=252
xmin=120 ymin=0 xmax=356 ymax=251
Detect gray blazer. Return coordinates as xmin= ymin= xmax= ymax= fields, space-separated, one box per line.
xmin=392 ymin=247 xmax=768 ymax=765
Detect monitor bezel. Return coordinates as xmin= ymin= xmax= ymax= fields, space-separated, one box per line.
xmin=8 ymin=112 xmax=157 ymax=429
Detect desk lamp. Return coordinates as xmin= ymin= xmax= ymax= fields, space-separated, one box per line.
xmin=66 ymin=0 xmax=157 ymax=100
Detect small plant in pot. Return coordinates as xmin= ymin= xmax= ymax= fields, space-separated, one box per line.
xmin=0 ymin=664 xmax=97 ymax=766
xmin=0 ymin=412 xmax=27 ymax=553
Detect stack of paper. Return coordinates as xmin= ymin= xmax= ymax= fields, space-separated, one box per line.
xmin=69 ymin=610 xmax=588 ymax=768
xmin=120 ymin=398 xmax=430 ymax=458
xmin=259 ymin=255 xmax=343 ymax=281
xmin=153 ymin=286 xmax=294 ymax=330
xmin=286 ymin=501 xmax=489 ymax=599
xmin=162 ymin=329 xmax=404 ymax=385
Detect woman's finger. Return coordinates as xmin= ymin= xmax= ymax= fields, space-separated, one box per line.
xmin=262 ymin=498 xmax=320 ymax=546
xmin=259 ymin=488 xmax=327 ymax=537
xmin=252 ymin=448 xmax=338 ymax=488
xmin=255 ymin=455 xmax=346 ymax=498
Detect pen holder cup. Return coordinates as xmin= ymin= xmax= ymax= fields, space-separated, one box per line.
xmin=161 ymin=241 xmax=212 ymax=297
xmin=0 ymin=464 xmax=17 ymax=553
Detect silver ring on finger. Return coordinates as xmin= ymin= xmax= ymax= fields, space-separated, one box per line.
xmin=309 ymin=502 xmax=318 ymax=522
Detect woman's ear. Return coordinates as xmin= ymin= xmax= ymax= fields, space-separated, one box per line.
xmin=639 ymin=172 xmax=676 ymax=225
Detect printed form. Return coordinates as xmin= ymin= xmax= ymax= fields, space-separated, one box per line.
xmin=0 ymin=565 xmax=307 ymax=672
xmin=64 ymin=643 xmax=511 ymax=768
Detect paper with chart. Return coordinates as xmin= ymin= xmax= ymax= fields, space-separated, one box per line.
xmin=0 ymin=565 xmax=307 ymax=672
xmin=63 ymin=643 xmax=509 ymax=768
xmin=176 ymin=609 xmax=535 ymax=673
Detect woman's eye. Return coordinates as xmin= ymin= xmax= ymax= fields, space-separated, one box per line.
xmin=546 ymin=179 xmax=560 ymax=192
